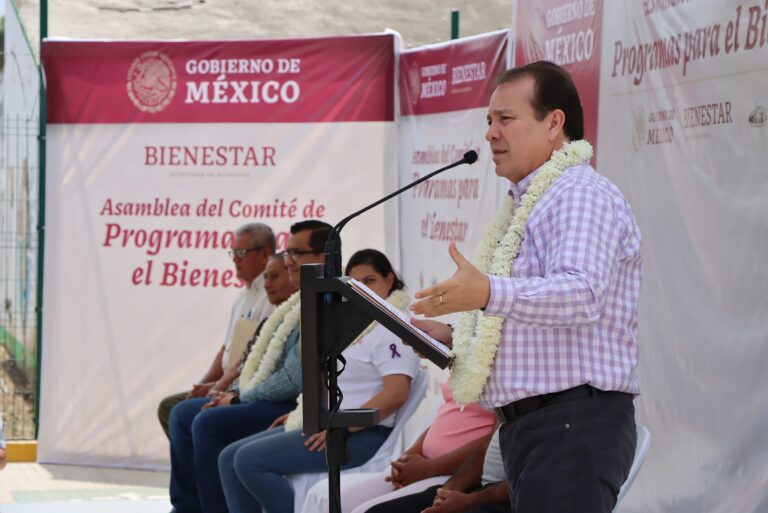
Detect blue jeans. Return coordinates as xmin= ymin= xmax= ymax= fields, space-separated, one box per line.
xmin=168 ymin=397 xmax=296 ymax=513
xmin=218 ymin=425 xmax=391 ymax=513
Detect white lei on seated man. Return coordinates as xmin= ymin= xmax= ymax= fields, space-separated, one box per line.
xmin=238 ymin=290 xmax=301 ymax=392
xmin=450 ymin=140 xmax=594 ymax=404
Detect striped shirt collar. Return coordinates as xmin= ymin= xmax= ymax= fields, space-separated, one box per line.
xmin=507 ymin=164 xmax=545 ymax=207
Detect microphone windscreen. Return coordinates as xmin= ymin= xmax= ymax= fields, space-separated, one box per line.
xmin=463 ymin=150 xmax=478 ymax=164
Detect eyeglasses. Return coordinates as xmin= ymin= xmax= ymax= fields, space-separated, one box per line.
xmin=228 ymin=246 xmax=264 ymax=259
xmin=282 ymin=248 xmax=321 ymax=261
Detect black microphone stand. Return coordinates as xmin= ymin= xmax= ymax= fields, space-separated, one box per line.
xmin=323 ymin=150 xmax=478 ymax=279
xmin=315 ymin=150 xmax=478 ymax=513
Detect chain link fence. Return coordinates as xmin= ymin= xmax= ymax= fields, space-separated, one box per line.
xmin=1 ymin=114 xmax=39 ymax=440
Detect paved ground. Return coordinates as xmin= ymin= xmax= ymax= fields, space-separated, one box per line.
xmin=0 ymin=462 xmax=170 ymax=508
xmin=1 ymin=502 xmax=170 ymax=512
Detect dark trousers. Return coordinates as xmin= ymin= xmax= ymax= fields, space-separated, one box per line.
xmin=364 ymin=484 xmax=510 ymax=513
xmin=158 ymin=391 xmax=188 ymax=439
xmin=499 ymin=390 xmax=636 ymax=513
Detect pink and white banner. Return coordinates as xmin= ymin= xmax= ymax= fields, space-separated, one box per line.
xmin=597 ymin=2 xmax=768 ymax=512
xmin=397 ymin=30 xmax=510 ymax=299
xmin=40 ymin=35 xmax=396 ymax=468
xmin=513 ymin=1 xmax=768 ymax=512
xmin=395 ymin=31 xmax=510 ymax=438
xmin=513 ymin=0 xmax=603 ymax=155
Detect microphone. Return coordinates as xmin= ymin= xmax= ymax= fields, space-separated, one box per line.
xmin=323 ymin=150 xmax=478 ymax=278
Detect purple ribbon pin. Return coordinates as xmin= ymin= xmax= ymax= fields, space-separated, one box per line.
xmin=389 ymin=343 xmax=402 ymax=358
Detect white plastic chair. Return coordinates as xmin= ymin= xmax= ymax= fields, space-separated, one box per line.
xmin=290 ymin=369 xmax=429 ymax=512
xmin=613 ymin=424 xmax=651 ymax=512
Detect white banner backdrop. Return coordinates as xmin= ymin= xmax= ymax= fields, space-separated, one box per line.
xmin=597 ymin=1 xmax=768 ymax=511
xmin=396 ymin=31 xmax=511 ymax=443
xmin=510 ymin=0 xmax=768 ymax=509
xmin=398 ymin=31 xmax=510 ymax=300
xmin=40 ymin=36 xmax=397 ymax=468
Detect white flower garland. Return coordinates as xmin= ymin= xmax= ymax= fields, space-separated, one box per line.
xmin=284 ymin=395 xmax=304 ymax=431
xmin=284 ymin=288 xmax=411 ymax=431
xmin=238 ymin=291 xmax=301 ymax=393
xmin=450 ymin=140 xmax=594 ymax=404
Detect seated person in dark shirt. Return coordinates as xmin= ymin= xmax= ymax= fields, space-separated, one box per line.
xmin=360 ymin=428 xmax=509 ymax=513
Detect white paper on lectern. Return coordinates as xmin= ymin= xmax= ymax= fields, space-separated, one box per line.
xmin=347 ymin=277 xmax=452 ymax=358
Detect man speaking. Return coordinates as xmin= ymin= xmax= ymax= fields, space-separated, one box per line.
xmin=411 ymin=61 xmax=642 ymax=513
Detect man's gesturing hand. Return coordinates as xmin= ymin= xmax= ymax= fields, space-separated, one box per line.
xmin=410 ymin=242 xmax=490 ymax=317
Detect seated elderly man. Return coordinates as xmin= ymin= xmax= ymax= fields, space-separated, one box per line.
xmin=157 ymin=223 xmax=276 ymax=438
xmin=168 ymin=220 xmax=331 ymax=513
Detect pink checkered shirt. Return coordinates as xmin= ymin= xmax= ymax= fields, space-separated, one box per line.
xmin=480 ymin=163 xmax=642 ymax=409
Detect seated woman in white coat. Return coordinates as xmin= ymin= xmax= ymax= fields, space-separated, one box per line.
xmin=217 ymin=249 xmax=421 ymax=513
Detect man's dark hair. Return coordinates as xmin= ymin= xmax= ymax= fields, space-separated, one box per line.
xmin=290 ymin=220 xmax=331 ymax=234
xmin=496 ymin=61 xmax=584 ymax=140
xmin=290 ymin=220 xmax=332 ymax=253
xmin=307 ymin=227 xmax=331 ymax=253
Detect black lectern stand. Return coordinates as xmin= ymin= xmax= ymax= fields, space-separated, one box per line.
xmin=300 ymin=263 xmax=452 ymax=513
